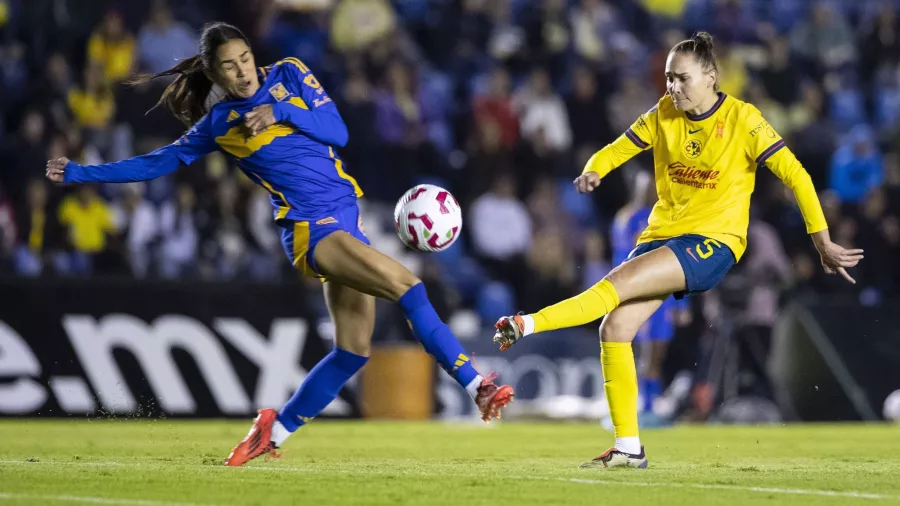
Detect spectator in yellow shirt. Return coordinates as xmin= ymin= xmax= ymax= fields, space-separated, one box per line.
xmin=68 ymin=63 xmax=115 ymax=131
xmin=87 ymin=10 xmax=135 ymax=83
xmin=57 ymin=185 xmax=117 ymax=254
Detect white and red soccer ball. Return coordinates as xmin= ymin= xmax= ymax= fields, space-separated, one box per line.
xmin=393 ymin=184 xmax=462 ymax=252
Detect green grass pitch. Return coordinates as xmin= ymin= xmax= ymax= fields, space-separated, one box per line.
xmin=0 ymin=419 xmax=899 ymax=505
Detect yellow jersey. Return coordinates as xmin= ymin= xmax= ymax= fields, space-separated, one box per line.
xmin=58 ymin=195 xmax=117 ymax=253
xmin=583 ymin=92 xmax=827 ymax=261
xmin=87 ymin=32 xmax=135 ymax=82
xmin=68 ymin=89 xmax=116 ymax=129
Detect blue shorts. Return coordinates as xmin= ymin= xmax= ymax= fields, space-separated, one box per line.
xmin=279 ymin=204 xmax=370 ymax=278
xmin=627 ymin=234 xmax=735 ymax=299
xmin=636 ymin=296 xmax=676 ymax=342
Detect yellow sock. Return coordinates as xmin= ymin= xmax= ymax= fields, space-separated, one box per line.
xmin=531 ymin=279 xmax=620 ymax=333
xmin=601 ymin=341 xmax=639 ymax=439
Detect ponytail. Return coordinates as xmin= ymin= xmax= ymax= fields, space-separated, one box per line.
xmin=671 ymin=31 xmax=720 ymax=92
xmin=128 ymin=22 xmax=251 ymax=128
xmin=129 ymin=56 xmax=213 ymax=127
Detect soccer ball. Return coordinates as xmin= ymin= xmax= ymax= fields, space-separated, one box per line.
xmin=393 ymin=184 xmax=462 ymax=252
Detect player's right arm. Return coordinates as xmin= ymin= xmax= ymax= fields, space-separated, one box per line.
xmin=742 ymin=104 xmax=863 ymax=283
xmin=575 ymin=103 xmax=660 ymax=193
xmin=243 ymin=58 xmax=348 ymax=147
xmin=46 ymin=115 xmax=216 ymax=184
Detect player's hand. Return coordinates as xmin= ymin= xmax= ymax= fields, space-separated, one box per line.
xmin=244 ymin=104 xmax=277 ymax=136
xmin=46 ymin=157 xmax=69 ymax=183
xmin=816 ymin=240 xmax=864 ymax=284
xmin=573 ymin=171 xmax=601 ymax=193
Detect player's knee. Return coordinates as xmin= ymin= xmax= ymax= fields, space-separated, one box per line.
xmin=604 ymin=266 xmax=631 ymax=301
xmin=599 ymin=315 xmax=639 ymax=343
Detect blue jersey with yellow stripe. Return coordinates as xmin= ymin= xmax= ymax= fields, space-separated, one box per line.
xmin=63 ymin=57 xmax=363 ymax=222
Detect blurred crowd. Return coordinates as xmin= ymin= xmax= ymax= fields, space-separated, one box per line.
xmin=1 ymin=0 xmax=900 ymax=324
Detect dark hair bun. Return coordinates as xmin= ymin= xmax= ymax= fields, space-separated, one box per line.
xmin=692 ymin=32 xmax=715 ymax=50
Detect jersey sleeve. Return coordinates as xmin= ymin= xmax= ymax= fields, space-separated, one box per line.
xmin=64 ymin=115 xmax=216 ymax=184
xmin=743 ymin=105 xmax=828 ymax=234
xmin=625 ymin=104 xmax=659 ymax=150
xmin=582 ymin=104 xmax=659 ymax=178
xmin=743 ymin=104 xmax=786 ymax=167
xmin=272 ymin=57 xmax=349 ymax=147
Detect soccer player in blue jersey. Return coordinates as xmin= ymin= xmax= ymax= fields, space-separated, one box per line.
xmin=45 ymin=22 xmax=513 ymax=466
xmin=610 ymin=171 xmax=687 ymax=421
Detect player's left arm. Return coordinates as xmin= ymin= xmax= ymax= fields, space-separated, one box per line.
xmin=743 ymin=105 xmax=863 ymax=283
xmin=244 ymin=58 xmax=348 ymax=147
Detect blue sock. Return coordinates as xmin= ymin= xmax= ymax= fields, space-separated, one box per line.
xmin=398 ymin=283 xmax=480 ymax=390
xmin=641 ymin=378 xmax=662 ymax=413
xmin=277 ymin=347 xmax=368 ymax=432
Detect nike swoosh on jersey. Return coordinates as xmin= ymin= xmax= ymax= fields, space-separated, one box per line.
xmin=688 ymin=128 xmax=702 ymax=134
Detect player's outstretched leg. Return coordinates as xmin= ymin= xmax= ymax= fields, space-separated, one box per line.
xmin=314 ymin=231 xmax=514 ymax=422
xmin=494 ymin=245 xmax=685 ymax=350
xmin=396 ymin=281 xmax=513 ymax=420
xmin=225 ymin=282 xmax=374 ymax=466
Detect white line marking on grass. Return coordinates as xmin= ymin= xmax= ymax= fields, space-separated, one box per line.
xmin=0 ymin=460 xmax=126 ymax=467
xmin=514 ymin=475 xmax=900 ymax=501
xmin=0 ymin=492 xmax=215 ymax=506
xmin=2 ymin=460 xmax=898 ymax=501
xmin=0 ymin=460 xmax=311 ymax=472
xmin=0 ymin=460 xmax=145 ymax=468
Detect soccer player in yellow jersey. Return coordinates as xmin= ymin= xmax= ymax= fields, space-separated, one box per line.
xmin=492 ymin=32 xmax=864 ymax=468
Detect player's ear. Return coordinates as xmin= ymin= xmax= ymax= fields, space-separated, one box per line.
xmin=707 ymin=71 xmax=716 ymax=90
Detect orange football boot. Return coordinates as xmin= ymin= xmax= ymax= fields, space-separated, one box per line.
xmin=224 ymin=408 xmax=281 ymax=466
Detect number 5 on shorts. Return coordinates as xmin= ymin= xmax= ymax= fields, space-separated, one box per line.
xmin=696 ymin=238 xmax=722 ymax=259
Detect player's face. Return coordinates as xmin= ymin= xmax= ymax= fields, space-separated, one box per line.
xmin=213 ymin=39 xmax=259 ymax=99
xmin=665 ymin=52 xmax=715 ymax=111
